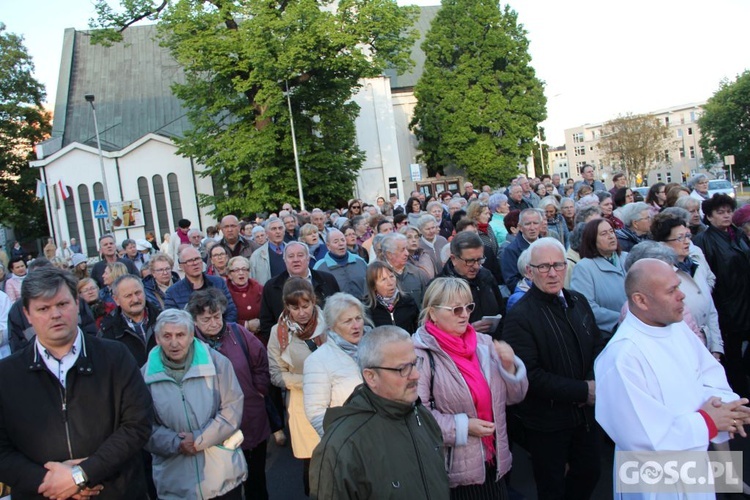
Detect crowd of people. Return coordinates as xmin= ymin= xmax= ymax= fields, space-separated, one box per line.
xmin=1 ymin=168 xmax=750 ymax=499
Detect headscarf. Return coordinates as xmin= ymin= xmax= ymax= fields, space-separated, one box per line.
xmin=276 ymin=306 xmax=323 ymax=352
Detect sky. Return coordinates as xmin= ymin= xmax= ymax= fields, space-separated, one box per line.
xmin=3 ymin=0 xmax=749 ymax=146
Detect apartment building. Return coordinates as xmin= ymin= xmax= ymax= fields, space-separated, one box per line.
xmin=562 ymin=102 xmax=707 ymax=187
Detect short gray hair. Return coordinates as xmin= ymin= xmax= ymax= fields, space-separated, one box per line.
xmin=488 ymin=193 xmax=508 ymax=213
xmin=689 ymin=173 xmax=708 ymax=189
xmin=122 ymin=238 xmax=136 ymax=250
xmin=675 ymin=196 xmax=701 ymax=212
xmin=380 ymin=233 xmax=407 ymax=257
xmin=517 ymin=248 xmax=531 ymax=276
xmin=155 ymin=309 xmax=195 ymax=337
xmin=575 ymin=206 xmax=602 ymax=224
xmin=623 ymin=241 xmax=677 ymax=271
xmin=324 ymin=292 xmax=368 ymax=332
xmin=569 ymin=222 xmax=586 ymax=252
xmin=188 ymin=229 xmax=202 ymax=238
xmin=660 ymin=207 xmax=691 ymax=225
xmin=358 ymin=325 xmax=412 ymax=372
xmin=112 ymin=274 xmax=143 ymax=297
xmin=519 ymin=208 xmax=542 ymax=225
xmin=528 ymin=237 xmax=566 ymax=264
xmin=415 ymin=214 xmax=438 ymax=232
xmin=538 ymin=196 xmax=560 ymax=212
xmin=618 ymin=202 xmax=650 ymax=227
xmin=284 ymin=241 xmax=309 ymax=259
xmin=426 ymin=201 xmax=443 ymax=214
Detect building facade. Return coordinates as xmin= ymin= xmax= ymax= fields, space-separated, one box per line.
xmin=563 ymin=102 xmax=707 ymax=187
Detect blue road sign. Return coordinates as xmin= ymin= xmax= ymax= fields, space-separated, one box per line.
xmin=93 ymin=199 xmax=109 ymax=219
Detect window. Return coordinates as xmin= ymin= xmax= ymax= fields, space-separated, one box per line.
xmin=78 ymin=184 xmax=97 ymax=256
xmin=656 ymin=173 xmax=663 ymax=182
xmin=64 ymin=195 xmax=80 ymax=250
xmin=664 ymin=150 xmax=671 ymax=161
xmin=666 ymin=172 xmax=672 ymax=183
xmin=167 ymin=174 xmax=184 ymax=225
xmin=689 ymin=146 xmax=695 ymax=159
xmin=664 ymin=116 xmax=670 ymax=125
xmin=680 ymin=114 xmax=685 ymax=125
xmin=138 ymin=177 xmax=156 ymax=237
xmin=679 ymin=147 xmax=685 ymax=158
xmin=574 ymin=146 xmax=585 ymax=156
xmin=688 ymin=127 xmax=693 ymax=135
xmin=690 ymin=111 xmax=696 ymax=122
xmin=575 ymin=161 xmax=586 ymax=173
xmin=152 ymin=175 xmax=171 ymax=238
xmin=573 ymin=132 xmax=584 ymax=143
xmin=677 ymin=129 xmax=683 ymax=138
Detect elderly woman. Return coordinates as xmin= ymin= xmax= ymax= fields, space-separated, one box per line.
xmin=413 ymin=277 xmax=528 ymax=496
xmin=595 ymin=191 xmax=624 ymax=229
xmin=416 ymin=214 xmax=449 ymax=276
xmin=143 ymin=253 xmax=180 ymax=311
xmin=299 ymin=223 xmax=328 ymax=264
xmin=78 ymin=277 xmax=115 ymax=329
xmin=561 ymin=197 xmax=576 ymax=232
xmin=614 ymin=201 xmax=652 ymax=252
xmin=689 ymin=173 xmax=710 ymax=202
xmin=650 ymin=211 xmax=723 ymax=358
xmin=380 ymin=233 xmax=428 ymax=307
xmin=206 ymin=245 xmax=229 ymax=278
xmin=342 ymin=224 xmax=370 ymax=262
xmin=675 ymin=196 xmax=707 ymax=236
xmin=186 ymin=289 xmax=270 ymax=500
xmin=694 ymin=194 xmax=750 ymax=396
xmin=488 ymin=193 xmax=510 ymax=244
xmin=539 ymin=196 xmax=569 ymax=248
xmin=428 ymin=200 xmax=454 ymax=240
xmin=267 ymin=278 xmax=327 ymax=494
xmin=645 ymin=182 xmax=667 ymax=215
xmin=143 ymin=309 xmax=247 ymax=500
xmin=570 ymin=218 xmax=628 ymax=338
xmin=251 ymin=226 xmax=267 ymax=246
xmin=399 ymin=225 xmax=436 ymax=279
xmin=225 ymin=256 xmax=264 ymax=335
xmin=303 ymin=293 xmax=368 ymax=437
xmin=99 ymin=261 xmax=128 ymax=308
xmin=365 ymin=261 xmax=419 ymax=333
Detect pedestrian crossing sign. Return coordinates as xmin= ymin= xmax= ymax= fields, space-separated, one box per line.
xmin=93 ymin=200 xmax=108 ymax=219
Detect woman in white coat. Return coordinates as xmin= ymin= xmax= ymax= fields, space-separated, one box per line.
xmin=267 ymin=277 xmax=327 ymax=495
xmin=303 ymin=293 xmax=367 ymax=436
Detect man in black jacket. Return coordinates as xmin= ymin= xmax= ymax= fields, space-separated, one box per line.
xmin=502 ymin=238 xmax=604 ymax=500
xmin=98 ymin=274 xmax=159 ymax=367
xmin=438 ymin=232 xmax=504 ymax=339
xmin=258 ymin=242 xmax=340 ymax=345
xmin=90 ymin=234 xmax=139 ymax=288
xmin=0 ymin=267 xmax=152 ymax=499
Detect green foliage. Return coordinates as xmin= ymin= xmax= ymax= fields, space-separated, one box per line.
xmin=91 ymin=0 xmax=418 ymax=215
xmin=0 ymin=24 xmax=51 ymax=238
xmin=597 ymin=113 xmax=675 ymax=184
xmin=699 ymin=71 xmax=750 ymax=181
xmin=409 ymin=2 xmax=546 ymax=188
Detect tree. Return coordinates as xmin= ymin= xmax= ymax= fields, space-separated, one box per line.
xmin=699 ymin=71 xmax=750 ymax=181
xmin=90 ymin=0 xmax=418 ymax=215
xmin=409 ymin=2 xmax=546 ymax=188
xmin=0 ymin=24 xmax=51 ymax=239
xmin=597 ymin=113 xmax=674 ymax=185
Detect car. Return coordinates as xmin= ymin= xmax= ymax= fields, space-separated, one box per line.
xmin=707 ymin=179 xmax=736 ymax=199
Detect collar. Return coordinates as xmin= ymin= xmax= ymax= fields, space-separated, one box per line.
xmin=268 ymin=241 xmax=286 ymax=254
xmin=31 ymin=329 xmax=92 ymax=379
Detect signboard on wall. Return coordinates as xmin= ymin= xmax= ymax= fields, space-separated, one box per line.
xmin=410 ymin=163 xmax=422 ymax=181
xmin=110 ymin=200 xmax=145 ymax=229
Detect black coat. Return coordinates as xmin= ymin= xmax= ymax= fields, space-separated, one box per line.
xmin=501 ymin=285 xmax=604 ymax=432
xmin=8 ymin=299 xmax=97 ymax=353
xmin=0 ymin=335 xmax=153 ymax=498
xmin=98 ymin=301 xmax=161 ymax=367
xmin=368 ymin=294 xmax=419 ymax=334
xmin=258 ymin=269 xmax=340 ymax=345
xmin=91 ymin=257 xmax=139 ymax=288
xmin=439 ymin=261 xmax=504 ymax=339
xmin=693 ymin=224 xmax=750 ymax=334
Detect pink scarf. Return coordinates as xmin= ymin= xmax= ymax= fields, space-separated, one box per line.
xmin=425 ymin=320 xmax=495 ymax=462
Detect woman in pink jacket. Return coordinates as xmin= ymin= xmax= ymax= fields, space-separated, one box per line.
xmin=413 ymin=277 xmax=528 ymax=499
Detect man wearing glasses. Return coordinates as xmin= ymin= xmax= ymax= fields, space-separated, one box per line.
xmin=163 ymin=247 xmax=238 ymax=322
xmin=310 ymin=325 xmax=449 ymax=500
xmin=439 ymin=232 xmax=503 ymax=339
xmin=503 ymin=238 xmax=604 ymax=500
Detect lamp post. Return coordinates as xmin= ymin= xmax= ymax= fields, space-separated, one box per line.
xmin=285 ymin=81 xmax=305 ymax=211
xmin=85 ymin=94 xmax=112 ymax=233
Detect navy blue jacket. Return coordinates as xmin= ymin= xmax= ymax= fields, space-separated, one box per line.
xmin=164 ymin=273 xmax=238 ymax=322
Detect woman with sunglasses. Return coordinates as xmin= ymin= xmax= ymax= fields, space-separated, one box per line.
xmin=347 ymin=199 xmax=363 ymax=219
xmin=412 ymin=277 xmax=528 ymax=498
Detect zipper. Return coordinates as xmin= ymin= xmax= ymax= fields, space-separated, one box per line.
xmin=407 ymin=409 xmax=431 ymax=500
xmin=389 ymin=311 xmax=395 ymax=325
xmin=178 ymin=383 xmax=204 ymax=500
xmin=59 ymin=385 xmax=74 ymax=459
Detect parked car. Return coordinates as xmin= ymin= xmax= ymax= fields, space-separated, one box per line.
xmin=707 ymin=179 xmax=736 ymax=199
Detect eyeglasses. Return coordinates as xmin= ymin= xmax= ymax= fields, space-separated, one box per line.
xmin=369 ymin=357 xmax=423 ymax=378
xmin=180 ymin=257 xmax=203 ymax=265
xmin=664 ymin=233 xmax=692 ymax=242
xmin=434 ymin=303 xmax=475 ymax=316
xmin=229 ymin=267 xmax=250 ymax=273
xmin=153 ymin=267 xmax=172 ymax=274
xmin=351 ymin=205 xmax=361 ymax=210
xmin=529 ymin=261 xmax=567 ymax=273
xmin=456 ymin=256 xmax=486 ymax=266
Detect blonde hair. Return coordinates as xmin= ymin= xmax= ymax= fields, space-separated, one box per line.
xmin=418 ymin=277 xmax=473 ymax=325
xmin=300 ymin=223 xmax=318 ymax=238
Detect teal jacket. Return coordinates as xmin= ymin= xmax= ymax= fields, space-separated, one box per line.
xmin=310 ymin=384 xmax=449 ymax=500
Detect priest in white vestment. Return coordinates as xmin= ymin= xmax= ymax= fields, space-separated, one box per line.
xmin=595 ymin=258 xmax=750 ymax=499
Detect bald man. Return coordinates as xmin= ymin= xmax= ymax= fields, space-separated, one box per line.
xmin=218 ymin=215 xmax=259 ymax=259
xmin=595 ymin=259 xmax=750 ymax=498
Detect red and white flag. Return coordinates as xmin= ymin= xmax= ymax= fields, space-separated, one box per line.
xmin=57 ymin=179 xmax=70 ymax=201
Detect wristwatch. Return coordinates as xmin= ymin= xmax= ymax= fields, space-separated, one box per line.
xmin=71 ymin=465 xmax=88 ymax=490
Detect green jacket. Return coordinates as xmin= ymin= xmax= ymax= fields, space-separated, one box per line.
xmin=310 ymin=384 xmax=449 ymax=500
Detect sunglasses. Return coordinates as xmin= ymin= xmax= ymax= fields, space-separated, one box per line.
xmin=434 ymin=303 xmax=475 ymax=316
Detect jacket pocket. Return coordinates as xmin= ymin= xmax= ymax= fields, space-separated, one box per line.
xmin=444 ymin=445 xmax=454 ymax=472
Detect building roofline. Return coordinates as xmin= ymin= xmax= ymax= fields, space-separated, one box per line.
xmin=29 ymin=133 xmax=177 ymax=168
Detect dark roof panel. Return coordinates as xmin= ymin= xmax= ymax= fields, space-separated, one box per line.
xmin=386 ymin=5 xmax=439 ymax=90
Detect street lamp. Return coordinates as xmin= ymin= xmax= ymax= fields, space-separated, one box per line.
xmin=85 ymin=94 xmax=112 ymax=232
